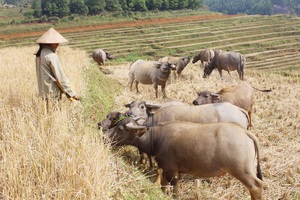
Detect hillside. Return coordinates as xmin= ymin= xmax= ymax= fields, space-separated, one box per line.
xmin=0 ymin=13 xmax=299 ymax=75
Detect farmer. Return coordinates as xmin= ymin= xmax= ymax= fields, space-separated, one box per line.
xmin=35 ymin=27 xmax=79 ymax=110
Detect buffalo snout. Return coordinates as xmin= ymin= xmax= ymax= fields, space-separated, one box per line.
xmin=192 ymin=100 xmax=199 ymax=105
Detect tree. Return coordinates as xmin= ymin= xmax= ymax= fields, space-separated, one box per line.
xmin=57 ymin=0 xmax=70 ymax=18
xmin=119 ymin=0 xmax=129 ymax=11
xmin=188 ymin=0 xmax=203 ymax=9
xmin=41 ymin=0 xmax=58 ymax=17
xmin=70 ymin=0 xmax=88 ymax=15
xmin=250 ymin=0 xmax=272 ymax=15
xmin=178 ymin=0 xmax=188 ymax=9
xmin=40 ymin=0 xmax=69 ymax=18
xmin=161 ymin=0 xmax=169 ymax=10
xmin=146 ymin=0 xmax=163 ymax=10
xmin=31 ymin=0 xmax=42 ymax=18
xmin=128 ymin=0 xmax=148 ymax=11
xmin=85 ymin=0 xmax=106 ymax=15
xmin=168 ymin=0 xmax=178 ymax=9
xmin=105 ymin=0 xmax=122 ymax=11
xmin=203 ymin=0 xmax=273 ymax=15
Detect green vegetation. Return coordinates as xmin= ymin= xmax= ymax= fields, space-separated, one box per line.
xmin=204 ymin=0 xmax=300 ymax=15
xmin=83 ymin=64 xmax=123 ymax=120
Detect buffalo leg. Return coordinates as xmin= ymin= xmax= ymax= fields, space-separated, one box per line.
xmin=162 ymin=170 xmax=179 ymax=198
xmin=231 ymin=171 xmax=263 ymax=200
xmin=218 ymin=69 xmax=223 ymax=78
xmin=153 ymin=83 xmax=158 ymax=98
xmin=161 ymin=83 xmax=167 ymax=98
xmin=248 ymin=109 xmax=252 ymax=128
xmin=160 ymin=174 xmax=169 ymax=194
xmin=135 ymin=80 xmax=140 ymax=93
xmin=154 ymin=168 xmax=163 ymax=185
xmin=239 ymin=70 xmax=244 ymax=80
xmin=128 ymin=78 xmax=134 ymax=91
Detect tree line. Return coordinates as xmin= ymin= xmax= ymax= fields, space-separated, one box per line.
xmin=26 ymin=0 xmax=203 ymax=19
xmin=3 ymin=0 xmax=300 ymax=20
xmin=204 ymin=0 xmax=300 ymax=15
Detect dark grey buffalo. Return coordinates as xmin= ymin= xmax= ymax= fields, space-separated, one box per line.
xmin=125 ymin=102 xmax=250 ymax=129
xmin=159 ymin=56 xmax=191 ymax=78
xmin=203 ymin=51 xmax=245 ymax=80
xmin=128 ymin=59 xmax=175 ymax=98
xmin=192 ymin=49 xmax=215 ymax=68
xmin=105 ymin=118 xmax=263 ymax=199
xmin=98 ymin=111 xmax=126 ymax=131
xmin=97 ymin=111 xmax=152 ymax=166
xmin=92 ymin=49 xmax=113 ymax=65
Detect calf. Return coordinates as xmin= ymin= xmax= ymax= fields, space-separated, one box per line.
xmin=128 ymin=60 xmax=175 ymax=98
xmin=159 ymin=56 xmax=190 ymax=79
xmin=192 ymin=49 xmax=215 ymax=68
xmin=92 ymin=49 xmax=113 ymax=65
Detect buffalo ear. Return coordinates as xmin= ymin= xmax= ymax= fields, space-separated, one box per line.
xmin=211 ymin=93 xmax=221 ymax=101
xmin=106 ymin=52 xmax=114 ymax=60
xmin=145 ymin=103 xmax=161 ymax=109
xmin=125 ymin=101 xmax=133 ymax=108
xmin=153 ymin=62 xmax=162 ymax=68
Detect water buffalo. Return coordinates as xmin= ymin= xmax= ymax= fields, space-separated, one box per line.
xmin=203 ymin=51 xmax=245 ymax=80
xmin=192 ymin=49 xmax=215 ymax=68
xmin=92 ymin=49 xmax=113 ymax=65
xmin=125 ymin=102 xmax=250 ymax=129
xmin=128 ymin=60 xmax=175 ymax=98
xmin=98 ymin=111 xmax=127 ymax=131
xmin=192 ymin=82 xmax=272 ymax=127
xmin=158 ymin=56 xmax=191 ymax=79
xmin=124 ymin=100 xmax=186 ymax=121
xmin=106 ymin=118 xmax=263 ymax=199
xmin=97 ymin=111 xmax=152 ymax=166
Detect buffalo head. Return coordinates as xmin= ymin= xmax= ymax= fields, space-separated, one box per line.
xmin=192 ymin=91 xmax=221 ymax=105
xmin=203 ymin=62 xmax=214 ymax=78
xmin=154 ymin=61 xmax=176 ymax=73
xmin=98 ymin=111 xmax=128 ymax=132
xmin=192 ymin=54 xmax=200 ymax=64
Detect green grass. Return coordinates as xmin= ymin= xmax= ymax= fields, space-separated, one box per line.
xmin=83 ymin=63 xmax=123 ymax=121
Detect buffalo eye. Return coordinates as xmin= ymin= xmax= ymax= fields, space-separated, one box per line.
xmin=140 ymin=105 xmax=145 ymax=110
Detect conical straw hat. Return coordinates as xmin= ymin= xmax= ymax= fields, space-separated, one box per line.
xmin=36 ymin=27 xmax=69 ymax=44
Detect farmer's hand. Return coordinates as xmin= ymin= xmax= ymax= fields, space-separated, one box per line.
xmin=72 ymin=95 xmax=80 ymax=101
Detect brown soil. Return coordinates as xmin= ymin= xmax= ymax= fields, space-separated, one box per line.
xmin=1 ymin=14 xmax=239 ymax=40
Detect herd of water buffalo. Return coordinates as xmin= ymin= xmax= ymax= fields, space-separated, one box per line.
xmin=95 ymin=48 xmax=272 ymax=199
